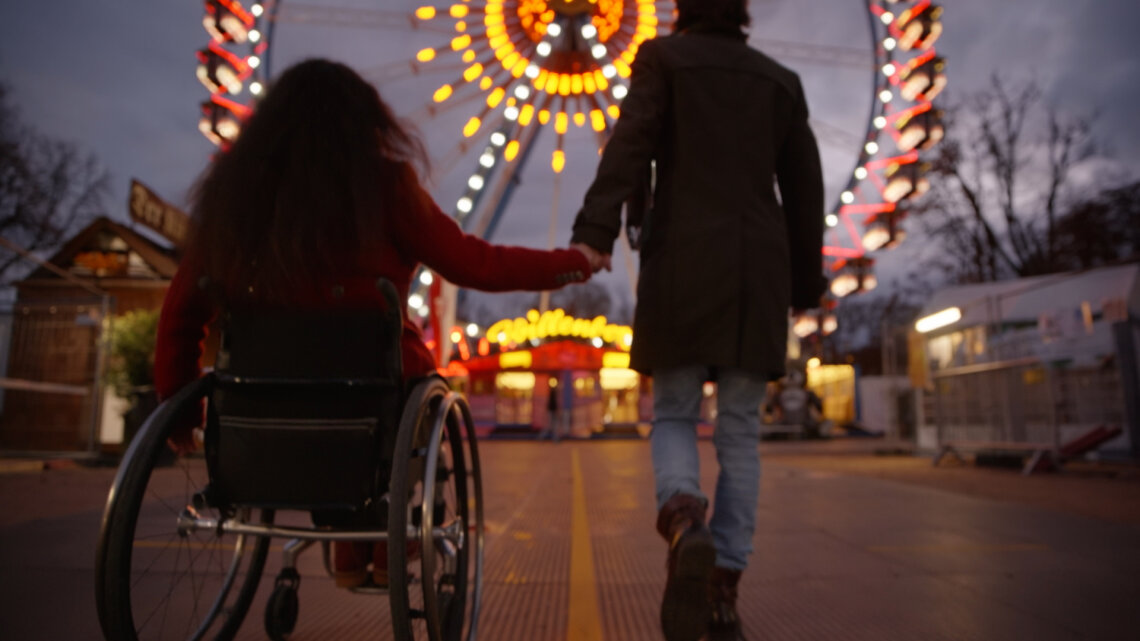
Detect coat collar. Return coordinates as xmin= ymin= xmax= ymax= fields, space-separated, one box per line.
xmin=680 ymin=22 xmax=748 ymax=41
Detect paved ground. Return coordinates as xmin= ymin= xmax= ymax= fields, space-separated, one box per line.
xmin=2 ymin=438 xmax=1139 ymax=640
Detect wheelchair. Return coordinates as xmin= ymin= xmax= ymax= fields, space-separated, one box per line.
xmin=94 ymin=283 xmax=484 ymax=641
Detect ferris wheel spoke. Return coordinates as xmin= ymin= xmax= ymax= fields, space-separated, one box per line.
xmin=270 ymin=4 xmax=455 ymax=34
xmin=752 ymin=38 xmax=873 ymax=71
xmin=358 ymin=59 xmax=468 ymax=87
xmin=809 ymin=118 xmax=864 ymax=150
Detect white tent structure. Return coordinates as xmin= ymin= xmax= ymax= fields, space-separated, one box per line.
xmin=913 ymin=262 xmax=1139 ymax=460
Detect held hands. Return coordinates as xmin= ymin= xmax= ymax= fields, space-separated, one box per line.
xmin=570 ymin=242 xmax=613 ymax=273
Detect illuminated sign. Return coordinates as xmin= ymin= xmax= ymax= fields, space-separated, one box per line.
xmin=499 ymin=350 xmax=533 ymax=369
xmin=487 ymin=309 xmax=633 ymax=351
xmin=602 ymin=352 xmax=630 ymax=369
xmin=129 ymin=179 xmax=190 ymax=247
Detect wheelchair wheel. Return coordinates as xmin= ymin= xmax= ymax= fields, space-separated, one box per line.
xmin=389 ymin=378 xmax=485 ymax=641
xmin=95 ymin=377 xmax=273 ymax=641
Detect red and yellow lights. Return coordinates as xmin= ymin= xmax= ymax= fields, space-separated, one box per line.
xmin=415 ymin=0 xmax=664 ymax=174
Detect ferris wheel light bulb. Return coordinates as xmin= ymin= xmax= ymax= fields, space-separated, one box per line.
xmin=250 ymin=81 xmax=263 ymax=95
xmin=525 ymin=64 xmax=540 ymax=79
xmin=825 ymin=214 xmax=839 ymax=228
xmin=854 ymin=167 xmax=868 ymax=180
xmin=504 ymin=106 xmax=520 ymax=121
xmin=581 ymin=24 xmax=598 ymax=39
xmin=841 ymin=190 xmax=855 ymax=204
xmin=882 ymin=63 xmax=896 ymax=76
xmin=879 ymin=89 xmax=894 ymax=103
xmin=880 ymin=12 xmax=895 ymax=25
xmin=248 ymin=29 xmax=261 ymax=42
xmin=874 ymin=116 xmax=887 ymax=129
xmin=457 ymin=197 xmax=474 ymax=214
xmin=536 ymin=42 xmax=552 ymax=57
xmin=468 ymin=175 xmax=485 ymax=190
xmin=613 ymin=84 xmax=628 ymax=99
xmin=547 ymin=22 xmax=562 ymax=37
xmin=480 ymin=153 xmax=496 ymax=168
xmin=251 ymin=3 xmax=263 ymax=17
xmin=602 ymin=64 xmax=617 ymax=79
xmin=408 ymin=294 xmax=424 ymax=309
xmin=514 ymin=85 xmax=531 ymax=100
xmin=490 ymin=132 xmax=507 ymax=147
xmin=247 ymin=55 xmax=261 ymax=69
xmin=592 ymin=44 xmax=607 ymax=59
xmin=883 ymin=37 xmax=897 ymax=51
xmin=864 ymin=141 xmax=879 ymax=155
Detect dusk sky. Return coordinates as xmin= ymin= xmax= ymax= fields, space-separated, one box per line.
xmin=2 ymin=0 xmax=1138 ymax=312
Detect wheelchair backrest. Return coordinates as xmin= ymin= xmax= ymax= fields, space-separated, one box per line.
xmin=207 ymin=284 xmax=404 ymax=516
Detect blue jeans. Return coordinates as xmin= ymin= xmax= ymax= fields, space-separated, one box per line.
xmin=651 ymin=365 xmax=765 ymax=571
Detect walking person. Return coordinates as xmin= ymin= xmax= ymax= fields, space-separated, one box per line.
xmin=154 ymin=58 xmax=597 ymax=590
xmin=569 ymin=1 xmax=825 ymax=639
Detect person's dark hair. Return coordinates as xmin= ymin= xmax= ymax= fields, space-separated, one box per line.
xmin=675 ymin=0 xmax=750 ymax=33
xmin=186 ymin=58 xmax=428 ymax=304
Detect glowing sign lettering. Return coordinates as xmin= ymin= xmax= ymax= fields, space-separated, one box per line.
xmin=486 ymin=308 xmax=632 ymax=351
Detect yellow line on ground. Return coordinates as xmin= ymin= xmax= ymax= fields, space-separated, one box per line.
xmin=568 ymin=447 xmax=604 ymax=641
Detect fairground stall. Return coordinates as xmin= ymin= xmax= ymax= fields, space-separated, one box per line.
xmin=439 ymin=308 xmax=651 ymax=438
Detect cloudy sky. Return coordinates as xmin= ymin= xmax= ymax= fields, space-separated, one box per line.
xmin=2 ymin=0 xmax=1138 ymax=312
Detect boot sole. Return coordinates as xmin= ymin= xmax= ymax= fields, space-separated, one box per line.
xmin=661 ymin=528 xmax=716 ymax=641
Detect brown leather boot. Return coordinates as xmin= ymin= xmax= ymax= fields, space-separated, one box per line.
xmin=657 ymin=493 xmax=716 ymax=641
xmin=708 ymin=566 xmax=745 ymax=641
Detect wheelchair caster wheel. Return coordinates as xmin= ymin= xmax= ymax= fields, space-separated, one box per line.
xmin=264 ymin=568 xmax=300 ymax=640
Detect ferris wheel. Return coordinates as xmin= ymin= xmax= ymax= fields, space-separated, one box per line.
xmin=194 ymin=0 xmax=946 ymax=336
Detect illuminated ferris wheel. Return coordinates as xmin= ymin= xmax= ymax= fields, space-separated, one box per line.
xmin=194 ymin=0 xmax=946 ymax=331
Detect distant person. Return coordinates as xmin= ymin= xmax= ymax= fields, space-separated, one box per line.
xmin=569 ymin=0 xmax=825 ymax=639
xmin=154 ymin=59 xmax=596 ymax=589
xmin=543 ymin=378 xmax=563 ymax=442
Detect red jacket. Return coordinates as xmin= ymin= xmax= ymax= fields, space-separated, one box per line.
xmin=154 ymin=192 xmax=591 ymax=402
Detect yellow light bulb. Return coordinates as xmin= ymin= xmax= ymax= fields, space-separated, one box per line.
xmin=555 ymin=112 xmax=568 ymax=134
xmin=463 ymin=63 xmax=484 ymax=83
xmin=416 ymin=48 xmax=436 ymax=63
xmin=463 ymin=117 xmax=481 ymax=138
xmin=434 ymin=84 xmax=453 ymax=103
xmin=552 ymin=150 xmax=566 ymax=173
xmin=538 ymin=110 xmax=551 ymax=125
xmin=590 ymin=109 xmax=606 ymax=132
xmin=574 ymin=112 xmax=586 ymax=127
xmin=415 ymin=7 xmax=436 ymax=20
xmin=450 ymin=4 xmax=469 ymax=18
xmin=505 ymin=140 xmax=520 ymax=161
xmin=487 ymin=87 xmax=506 ymax=108
xmin=452 ymin=35 xmax=472 ymax=51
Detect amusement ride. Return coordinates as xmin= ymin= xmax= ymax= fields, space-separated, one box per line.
xmin=194 ymin=0 xmax=947 ymax=348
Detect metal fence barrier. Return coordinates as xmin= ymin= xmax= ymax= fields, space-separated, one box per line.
xmin=926 ymin=357 xmax=1127 ymax=474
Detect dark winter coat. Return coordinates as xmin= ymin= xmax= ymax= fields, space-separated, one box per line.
xmin=571 ymin=25 xmax=825 ymax=380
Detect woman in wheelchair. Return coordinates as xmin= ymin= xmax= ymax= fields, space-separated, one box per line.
xmin=153 ymin=59 xmax=593 ymax=591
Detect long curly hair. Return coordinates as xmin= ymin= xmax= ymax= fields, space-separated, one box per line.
xmin=185 ymin=58 xmax=429 ymax=304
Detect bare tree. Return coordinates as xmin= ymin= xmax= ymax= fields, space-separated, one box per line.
xmin=1053 ymin=179 xmax=1140 ymax=269
xmin=917 ymin=76 xmax=1101 ymax=283
xmin=0 ymin=83 xmax=108 ymax=281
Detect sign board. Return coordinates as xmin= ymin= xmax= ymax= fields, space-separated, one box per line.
xmin=128 ymin=179 xmax=190 ymax=247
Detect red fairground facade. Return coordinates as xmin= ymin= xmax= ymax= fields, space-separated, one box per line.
xmin=438 ymin=308 xmax=651 ymax=439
